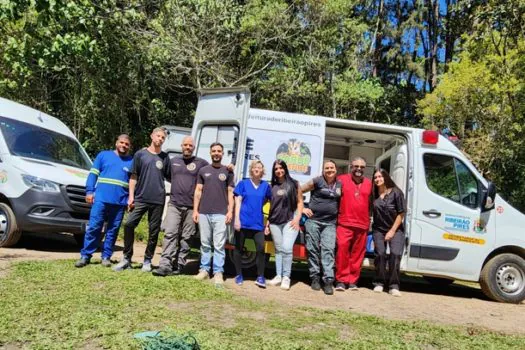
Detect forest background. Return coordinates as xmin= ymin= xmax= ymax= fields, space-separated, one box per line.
xmin=1 ymin=0 xmax=524 ymax=211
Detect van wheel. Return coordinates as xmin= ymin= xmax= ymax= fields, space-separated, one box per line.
xmin=480 ymin=253 xmax=525 ymax=303
xmin=0 ymin=202 xmax=22 ymax=247
xmin=423 ymin=276 xmax=455 ymax=287
xmin=73 ymin=233 xmax=85 ymax=247
xmin=225 ymin=248 xmax=256 ymax=277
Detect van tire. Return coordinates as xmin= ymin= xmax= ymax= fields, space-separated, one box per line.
xmin=0 ymin=202 xmax=22 ymax=247
xmin=224 ymin=249 xmax=270 ymax=277
xmin=73 ymin=233 xmax=86 ymax=248
xmin=480 ymin=253 xmax=525 ymax=303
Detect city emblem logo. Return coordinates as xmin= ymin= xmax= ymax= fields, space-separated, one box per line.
xmin=155 ymin=160 xmax=163 ymax=169
xmin=277 ymin=189 xmax=285 ymax=196
xmin=186 ymin=163 xmax=196 ymax=171
xmin=218 ymin=173 xmax=227 ymax=181
xmin=276 ymin=139 xmax=312 ymax=175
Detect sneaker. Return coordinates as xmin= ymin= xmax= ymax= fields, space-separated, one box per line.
xmin=389 ymin=288 xmax=402 ymax=297
xmin=214 ymin=272 xmax=224 ymax=287
xmin=281 ymin=276 xmax=291 ymax=290
xmin=74 ymin=257 xmax=90 ymax=268
xmin=373 ymin=285 xmax=384 ymax=293
xmin=348 ymin=283 xmax=358 ymax=291
xmin=323 ymin=282 xmax=334 ymax=295
xmin=112 ymin=259 xmax=131 ymax=272
xmin=268 ymin=275 xmax=282 ymax=286
xmin=255 ymin=276 xmax=266 ymax=288
xmin=235 ymin=274 xmax=244 ymax=285
xmin=310 ymin=277 xmax=321 ymax=291
xmin=194 ymin=269 xmax=210 ymax=281
xmin=141 ymin=261 xmax=152 ymax=273
xmin=335 ymin=282 xmax=346 ymax=292
xmin=101 ymin=258 xmax=112 ymax=268
xmin=152 ymin=266 xmax=172 ymax=277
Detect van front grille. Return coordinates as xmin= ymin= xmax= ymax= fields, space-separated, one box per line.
xmin=65 ymin=185 xmax=91 ymax=210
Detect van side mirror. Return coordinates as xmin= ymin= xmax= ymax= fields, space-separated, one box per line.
xmin=481 ymin=181 xmax=496 ymax=211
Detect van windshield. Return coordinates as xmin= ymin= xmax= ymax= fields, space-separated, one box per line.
xmin=0 ymin=116 xmax=91 ymax=170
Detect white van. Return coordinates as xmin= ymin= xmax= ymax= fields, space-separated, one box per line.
xmin=0 ymin=98 xmax=92 ymax=247
xmin=189 ymin=87 xmax=525 ymax=303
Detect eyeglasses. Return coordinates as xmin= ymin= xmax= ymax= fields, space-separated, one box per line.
xmin=352 ymin=165 xmax=366 ymax=169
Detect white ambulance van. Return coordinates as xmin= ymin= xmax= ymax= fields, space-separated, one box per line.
xmin=0 ymin=98 xmax=92 ymax=247
xmin=190 ymin=87 xmax=525 ymax=303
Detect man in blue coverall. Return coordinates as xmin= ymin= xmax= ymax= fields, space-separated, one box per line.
xmin=75 ymin=134 xmax=133 ymax=268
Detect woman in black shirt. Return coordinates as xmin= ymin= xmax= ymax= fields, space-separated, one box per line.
xmin=266 ymin=160 xmax=304 ymax=290
xmin=372 ymin=168 xmax=406 ymax=297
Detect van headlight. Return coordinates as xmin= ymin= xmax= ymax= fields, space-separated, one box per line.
xmin=21 ymin=174 xmax=60 ymax=193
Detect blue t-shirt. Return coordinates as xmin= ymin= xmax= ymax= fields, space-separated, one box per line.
xmin=234 ymin=179 xmax=271 ymax=231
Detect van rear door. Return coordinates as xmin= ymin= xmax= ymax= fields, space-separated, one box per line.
xmin=192 ymin=87 xmax=250 ymax=182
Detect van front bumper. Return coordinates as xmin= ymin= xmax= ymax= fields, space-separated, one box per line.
xmin=11 ymin=185 xmax=91 ymax=235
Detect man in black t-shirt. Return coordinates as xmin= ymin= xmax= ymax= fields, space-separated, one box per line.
xmin=153 ymin=136 xmax=209 ymax=277
xmin=113 ymin=127 xmax=170 ymax=272
xmin=193 ymin=142 xmax=234 ymax=287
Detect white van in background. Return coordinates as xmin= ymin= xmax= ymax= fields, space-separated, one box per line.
xmin=189 ymin=87 xmax=525 ymax=303
xmin=0 ymin=98 xmax=92 ymax=247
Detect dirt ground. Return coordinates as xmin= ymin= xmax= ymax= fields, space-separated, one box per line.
xmin=1 ymin=232 xmax=524 ymax=335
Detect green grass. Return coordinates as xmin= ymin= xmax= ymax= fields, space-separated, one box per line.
xmin=0 ymin=261 xmax=523 ymax=349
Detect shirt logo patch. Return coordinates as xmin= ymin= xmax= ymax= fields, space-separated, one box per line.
xmin=186 ymin=163 xmax=196 ymax=171
xmin=155 ymin=160 xmax=164 ymax=169
xmin=173 ymin=163 xmax=181 ymax=166
xmin=336 ymin=188 xmax=341 ymax=196
xmin=204 ymin=173 xmax=211 ymax=177
xmin=123 ymin=167 xmax=129 ymax=172
xmin=218 ymin=173 xmax=227 ymax=181
xmin=277 ymin=189 xmax=285 ymax=196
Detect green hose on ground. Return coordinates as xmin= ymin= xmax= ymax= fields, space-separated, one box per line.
xmin=135 ymin=331 xmax=200 ymax=350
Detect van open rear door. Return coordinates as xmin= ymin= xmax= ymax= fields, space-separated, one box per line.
xmin=192 ymin=87 xmax=250 ymax=182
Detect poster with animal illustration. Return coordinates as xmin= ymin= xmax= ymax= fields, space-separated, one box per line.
xmin=243 ymin=109 xmax=325 ymax=185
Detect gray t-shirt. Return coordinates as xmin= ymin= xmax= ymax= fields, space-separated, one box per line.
xmin=309 ymin=176 xmax=342 ymax=224
xmin=197 ymin=165 xmax=235 ymax=215
xmin=169 ymin=156 xmax=209 ymax=208
xmin=131 ymin=148 xmax=170 ymax=205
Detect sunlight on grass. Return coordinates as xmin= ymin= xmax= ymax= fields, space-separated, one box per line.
xmin=0 ymin=260 xmax=523 ymax=349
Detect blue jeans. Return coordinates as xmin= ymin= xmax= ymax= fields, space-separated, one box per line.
xmin=198 ymin=214 xmax=227 ymax=274
xmin=80 ymin=201 xmax=125 ymax=260
xmin=270 ymin=222 xmax=299 ymax=278
xmin=305 ymin=219 xmax=336 ymax=282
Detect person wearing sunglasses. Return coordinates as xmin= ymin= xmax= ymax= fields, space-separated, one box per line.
xmin=334 ymin=157 xmax=373 ymax=291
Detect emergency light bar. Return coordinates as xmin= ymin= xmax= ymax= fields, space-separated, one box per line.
xmin=422 ymin=130 xmax=439 ymax=145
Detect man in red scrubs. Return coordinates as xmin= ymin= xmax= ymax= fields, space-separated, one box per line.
xmin=335 ymin=157 xmax=372 ymax=291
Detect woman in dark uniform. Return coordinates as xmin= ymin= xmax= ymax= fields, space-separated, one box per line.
xmin=372 ymin=168 xmax=406 ymax=297
xmin=266 ymin=160 xmax=304 ymax=290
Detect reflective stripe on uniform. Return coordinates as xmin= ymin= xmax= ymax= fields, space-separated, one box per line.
xmin=90 ymin=168 xmax=100 ymax=175
xmin=97 ymin=177 xmax=129 ymax=188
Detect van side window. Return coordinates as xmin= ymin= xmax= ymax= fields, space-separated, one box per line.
xmin=195 ymin=125 xmax=239 ymax=165
xmin=423 ymin=154 xmax=479 ymax=209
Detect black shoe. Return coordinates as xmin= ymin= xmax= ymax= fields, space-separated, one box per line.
xmin=335 ymin=282 xmax=346 ymax=291
xmin=323 ymin=282 xmax=334 ymax=295
xmin=152 ymin=266 xmax=172 ymax=277
xmin=75 ymin=258 xmax=90 ymax=268
xmin=311 ymin=278 xmax=321 ymax=291
xmin=101 ymin=258 xmax=112 ymax=267
xmin=348 ymin=283 xmax=358 ymax=291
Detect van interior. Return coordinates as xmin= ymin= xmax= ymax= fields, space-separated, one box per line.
xmin=323 ymin=123 xmax=408 ymax=194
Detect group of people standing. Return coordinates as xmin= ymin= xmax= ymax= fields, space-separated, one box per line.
xmin=76 ymin=129 xmax=406 ymax=296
